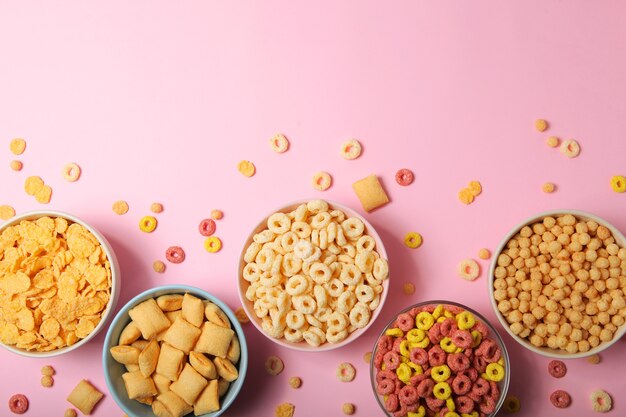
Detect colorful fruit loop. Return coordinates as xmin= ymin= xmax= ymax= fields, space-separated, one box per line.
xmin=8 ymin=394 xmax=28 ymax=414
xmin=395 ymin=169 xmax=414 ymax=186
xmin=270 ymin=133 xmax=289 ymax=153
xmin=404 ymin=232 xmax=423 ymax=249
xmin=204 ymin=236 xmax=222 ymax=253
xmin=550 ymin=390 xmax=571 ymax=408
xmin=139 ymin=215 xmax=158 ymax=233
xmin=610 ymin=175 xmax=626 ymax=193
xmin=547 ymin=360 xmax=566 ymax=378
xmin=373 ymin=303 xmax=507 ymax=417
xmin=165 ymin=246 xmax=185 ymax=264
xmin=590 ymin=389 xmax=612 ymax=412
xmin=62 ymin=163 xmax=81 ymax=182
xmin=340 ymin=139 xmax=362 ymax=160
xmin=198 ymin=218 xmax=216 ymax=236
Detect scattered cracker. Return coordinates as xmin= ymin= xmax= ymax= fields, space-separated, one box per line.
xmin=340 ymin=139 xmax=362 ymax=160
xmin=265 ymin=356 xmax=284 ymax=376
xmin=235 ymin=308 xmax=250 ymax=324
xmin=546 ymin=136 xmax=560 ymax=148
xmin=0 ymin=205 xmax=16 ymax=220
xmin=112 ymin=200 xmax=129 ymax=215
xmin=275 ymin=402 xmax=295 ymax=417
xmin=66 ymin=379 xmax=104 ymax=415
xmin=352 ymin=174 xmax=389 ymax=212
xmin=587 ymin=354 xmax=601 ymax=365
xmin=270 ymin=134 xmax=289 ymax=153
xmin=336 ymin=362 xmax=356 ymax=382
xmin=342 ymin=403 xmax=356 ymax=415
xmin=10 ymin=160 xmax=23 ymax=171
xmin=10 ymin=138 xmax=26 ymax=155
xmin=41 ymin=375 xmax=54 ymax=388
xmin=211 ymin=209 xmax=223 ymax=220
xmin=64 ymin=409 xmax=77 ymax=417
xmin=41 ymin=365 xmax=55 ymax=376
xmin=363 ymin=351 xmax=372 ymax=364
xmin=478 ymin=248 xmax=491 ymax=260
xmin=150 ymin=203 xmax=164 ymax=213
xmin=152 ymin=260 xmax=166 ymax=273
xmin=535 ymin=119 xmax=548 ymax=132
xmin=289 ymin=376 xmax=302 ymax=389
xmin=542 ymin=182 xmax=556 ymax=193
xmin=403 ymin=282 xmax=415 ymax=295
xmin=312 ymin=171 xmax=332 ymax=191
xmin=238 ymin=160 xmax=256 ymax=177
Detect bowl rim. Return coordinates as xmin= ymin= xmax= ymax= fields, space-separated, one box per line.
xmin=102 ymin=284 xmax=248 ymax=417
xmin=488 ymin=209 xmax=626 ymax=359
xmin=236 ymin=198 xmax=390 ymax=352
xmin=369 ymin=299 xmax=511 ymax=417
xmin=0 ymin=210 xmax=121 ymax=358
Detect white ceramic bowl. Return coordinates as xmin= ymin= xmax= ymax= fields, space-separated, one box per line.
xmin=489 ymin=209 xmax=626 ymax=358
xmin=237 ymin=199 xmax=390 ymax=351
xmin=0 ymin=210 xmax=121 ymax=357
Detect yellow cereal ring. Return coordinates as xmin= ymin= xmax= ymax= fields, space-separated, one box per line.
xmin=471 ymin=330 xmax=482 ymax=348
xmin=400 ymin=356 xmax=409 ymax=364
xmin=385 ymin=328 xmax=404 ymax=338
xmin=443 ymin=310 xmax=454 ymax=318
xmin=409 ymin=338 xmax=430 ymax=349
xmin=404 ymin=232 xmax=423 ymax=249
xmin=407 ymin=362 xmax=423 ymax=375
xmin=396 ymin=363 xmax=412 ymax=382
xmin=440 ymin=337 xmax=457 ymax=353
xmin=399 ymin=340 xmax=411 ymax=358
xmin=610 ymin=175 xmax=626 ymax=193
xmin=484 ymin=362 xmax=505 ymax=382
xmin=437 ymin=316 xmax=447 ymax=323
xmin=468 ymin=181 xmax=482 ymax=196
xmin=433 ymin=305 xmax=445 ymax=319
xmin=415 ymin=312 xmax=435 ymax=330
xmin=431 ymin=365 xmax=451 ymax=382
xmin=456 ymin=311 xmax=476 ymax=330
xmin=407 ymin=329 xmax=426 ymax=343
xmin=446 ymin=398 xmax=456 ymax=412
xmin=408 ymin=406 xmax=426 ymax=417
xmin=204 ymin=236 xmax=223 ymax=253
xmin=139 ymin=216 xmax=158 ymax=233
xmin=433 ymin=382 xmax=451 ymax=400
xmin=497 ymin=357 xmax=505 ymax=366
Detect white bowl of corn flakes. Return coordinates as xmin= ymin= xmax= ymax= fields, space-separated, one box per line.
xmin=0 ymin=211 xmax=120 ymax=357
xmin=237 ymin=199 xmax=390 ymax=351
xmin=489 ymin=210 xmax=626 ymax=358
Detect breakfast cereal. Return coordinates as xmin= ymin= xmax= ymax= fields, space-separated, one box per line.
xmin=41 ymin=365 xmax=55 ymax=376
xmin=265 ymin=356 xmax=284 ymax=376
xmin=590 ymin=389 xmax=612 ymax=412
xmin=342 ymin=403 xmax=355 ymax=415
xmin=139 ymin=216 xmax=158 ymax=233
xmin=9 ymin=139 xmax=26 ymax=155
xmin=535 ymin=119 xmax=548 ymax=132
xmin=478 ymin=248 xmax=491 ymax=260
xmin=0 ymin=205 xmax=15 ymax=220
xmin=352 ymin=175 xmax=389 ymax=211
xmin=312 ymin=171 xmax=332 ymax=191
xmin=560 ymin=139 xmax=581 ymax=158
xmin=458 ymin=188 xmax=475 ymax=205
xmin=112 ymin=200 xmax=129 ymax=215
xmin=468 ymin=180 xmax=482 ymax=196
xmin=542 ymin=182 xmax=556 ymax=193
xmin=457 ymin=259 xmax=480 ymax=281
xmin=35 ymin=185 xmax=53 ymax=204
xmin=152 ymin=260 xmax=166 ymax=273
xmin=64 ymin=409 xmax=77 ymax=417
xmin=8 ymin=394 xmax=28 ymax=414
xmin=66 ymin=380 xmax=104 ymax=415
xmin=546 ymin=136 xmax=560 ymax=148
xmin=548 ymin=360 xmax=567 ymax=378
xmin=41 ymin=375 xmax=54 ymax=387
xmin=404 ymin=232 xmax=422 ymax=249
xmin=503 ymin=395 xmax=521 ymax=413
xmin=204 ymin=237 xmax=222 ymax=253
xmin=289 ymin=376 xmax=302 ymax=389
xmin=62 ymin=163 xmax=81 ymax=182
xmin=150 ymin=203 xmax=164 ymax=213
xmin=403 ymin=282 xmax=415 ymax=295
xmin=165 ymin=246 xmax=185 ymax=264
xmin=10 ymin=160 xmax=22 ymax=171
xmin=587 ymin=354 xmax=601 ymax=365
xmin=211 ymin=210 xmax=223 ymax=220
xmin=363 ymin=351 xmax=372 ymax=364
xmin=550 ymin=390 xmax=571 ymax=408
xmin=24 ymin=176 xmax=44 ymax=195
xmin=270 ymin=134 xmax=289 ymax=153
xmin=341 ymin=139 xmax=362 ymax=160
xmin=238 ymin=160 xmax=256 ymax=177
xmin=395 ymin=169 xmax=414 ymax=186
xmin=610 ymin=175 xmax=626 ymax=193
xmin=234 ymin=308 xmax=249 ymax=324
xmin=198 ymin=219 xmax=216 ymax=236
xmin=336 ymin=362 xmax=356 ymax=382
xmin=275 ymin=402 xmax=295 ymax=417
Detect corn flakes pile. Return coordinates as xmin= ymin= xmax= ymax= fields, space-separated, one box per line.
xmin=0 ymin=216 xmax=111 ymax=352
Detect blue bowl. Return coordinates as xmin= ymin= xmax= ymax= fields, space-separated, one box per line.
xmin=103 ymin=285 xmax=248 ymax=417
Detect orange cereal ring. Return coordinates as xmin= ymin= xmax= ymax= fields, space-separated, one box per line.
xmin=457 ymin=259 xmax=480 ymax=281
xmin=340 ymin=139 xmax=362 ymax=160
xmin=560 ymin=139 xmax=580 ymax=158
xmin=139 ymin=216 xmax=158 ymax=233
xmin=270 ymin=133 xmax=289 ymax=153
xmin=152 ymin=260 xmax=166 ymax=273
xmin=468 ymin=180 xmax=482 ymax=196
xmin=9 ymin=138 xmax=26 ymax=155
xmin=535 ymin=119 xmax=548 ymax=132
xmin=404 ymin=232 xmax=423 ymax=249
xmin=458 ymin=188 xmax=474 ymax=205
xmin=150 ymin=203 xmax=164 ymax=213
xmin=112 ymin=200 xmax=129 ymax=215
xmin=62 ymin=163 xmax=81 ymax=182
xmin=312 ymin=171 xmax=332 ymax=191
xmin=10 ymin=160 xmax=22 ymax=171
xmin=165 ymin=246 xmax=185 ymax=264
xmin=204 ymin=236 xmax=222 ymax=253
xmin=238 ymin=160 xmax=256 ymax=177
xmin=610 ymin=175 xmax=626 ymax=193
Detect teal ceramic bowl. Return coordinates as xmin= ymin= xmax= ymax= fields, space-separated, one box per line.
xmin=103 ymin=285 xmax=248 ymax=417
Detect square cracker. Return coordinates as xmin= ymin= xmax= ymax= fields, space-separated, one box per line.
xmin=66 ymin=379 xmax=104 ymax=415
xmin=352 ymin=174 xmax=389 ymax=212
xmin=194 ymin=321 xmax=234 ymax=358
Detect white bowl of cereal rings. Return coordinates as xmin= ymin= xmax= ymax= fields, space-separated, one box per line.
xmin=371 ymin=301 xmax=510 ymax=417
xmin=489 ymin=210 xmax=626 ymax=358
xmin=103 ymin=285 xmax=248 ymax=417
xmin=237 ymin=199 xmax=390 ymax=351
xmin=0 ymin=210 xmax=120 ymax=357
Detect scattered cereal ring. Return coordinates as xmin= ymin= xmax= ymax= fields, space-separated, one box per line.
xmin=150 ymin=203 xmax=164 ymax=213
xmin=312 ymin=171 xmax=332 ymax=191
xmin=238 ymin=160 xmax=256 ymax=177
xmin=265 ymin=356 xmax=284 ymax=376
xmin=9 ymin=138 xmax=26 ymax=155
xmin=35 ymin=185 xmax=52 ymax=204
xmin=204 ymin=236 xmax=222 ymax=253
xmin=337 ymin=362 xmax=356 ymax=382
xmin=457 ymin=259 xmax=480 ymax=281
xmin=468 ymin=181 xmax=482 ymax=196
xmin=542 ymin=182 xmax=555 ymax=193
xmin=404 ymin=232 xmax=423 ymax=249
xmin=139 ymin=216 xmax=158 ymax=233
xmin=546 ymin=136 xmax=560 ymax=148
xmin=41 ymin=365 xmax=55 ymax=376
xmin=235 ymin=307 xmax=249 ymax=324
xmin=403 ymin=282 xmax=415 ymax=295
xmin=24 ymin=176 xmax=44 ymax=196
xmin=8 ymin=394 xmax=29 ymax=414
xmin=342 ymin=403 xmax=355 ymax=415
xmin=289 ymin=376 xmax=302 ymax=389
xmin=395 ymin=169 xmax=414 ymax=186
xmin=270 ymin=133 xmax=289 ymax=153
xmin=62 ymin=162 xmax=81 ymax=182
xmin=64 ymin=409 xmax=77 ymax=417
xmin=478 ymin=248 xmax=491 ymax=260
xmin=198 ymin=218 xmax=216 ymax=236
xmin=275 ymin=402 xmax=295 ymax=417
xmin=0 ymin=205 xmax=16 ymax=220
xmin=535 ymin=119 xmax=548 ymax=132
xmin=610 ymin=175 xmax=626 ymax=193
xmin=10 ymin=160 xmax=22 ymax=171
xmin=211 ymin=209 xmax=223 ymax=220
xmin=548 ymin=360 xmax=567 ymax=378
xmin=41 ymin=375 xmax=54 ymax=387
xmin=112 ymin=200 xmax=129 ymax=215
xmin=550 ymin=390 xmax=571 ymax=408
xmin=590 ymin=389 xmax=612 ymax=413
xmin=587 ymin=354 xmax=601 ymax=365
xmin=165 ymin=246 xmax=185 ymax=264
xmin=340 ymin=139 xmax=362 ymax=160
xmin=560 ymin=139 xmax=580 ymax=158
xmin=152 ymin=260 xmax=166 ymax=273
xmin=458 ymin=188 xmax=474 ymax=205
xmin=503 ymin=395 xmax=521 ymax=413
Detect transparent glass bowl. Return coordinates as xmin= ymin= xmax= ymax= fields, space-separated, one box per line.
xmin=370 ymin=300 xmax=510 ymax=417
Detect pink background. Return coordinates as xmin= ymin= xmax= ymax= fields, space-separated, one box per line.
xmin=1 ymin=1 xmax=625 ymax=415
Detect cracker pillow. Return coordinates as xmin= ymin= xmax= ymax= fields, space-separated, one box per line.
xmin=66 ymin=380 xmax=104 ymax=415
xmin=195 ymin=321 xmax=234 ymax=358
xmin=194 ymin=380 xmax=220 ymax=415
xmin=128 ymin=299 xmax=170 ymax=339
xmin=122 ymin=370 xmax=158 ymax=400
xmin=162 ymin=316 xmax=202 ymax=354
xmin=352 ymin=174 xmax=389 ymax=212
xmin=155 ymin=343 xmax=185 ymax=381
xmin=170 ymin=363 xmax=208 ymax=405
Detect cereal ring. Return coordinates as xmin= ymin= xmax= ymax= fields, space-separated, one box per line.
xmin=150 ymin=202 xmax=164 ymax=213
xmin=468 ymin=181 xmax=482 ymax=196
xmin=404 ymin=232 xmax=423 ymax=249
xmin=8 ymin=394 xmax=28 ymax=414
xmin=165 ymin=246 xmax=185 ymax=264
xmin=425 ymin=397 xmax=444 ymax=412
xmin=9 ymin=138 xmax=26 ymax=155
xmin=112 ymin=200 xmax=129 ymax=215
xmin=440 ymin=337 xmax=457 ymax=353
xmin=471 ymin=378 xmax=489 ymax=396
xmin=457 ymin=188 xmax=474 ymax=205
xmin=270 ymin=133 xmax=289 ymax=153
xmin=459 ymin=367 xmax=478 ymax=382
xmin=395 ymin=168 xmax=415 ymax=186
xmin=542 ymin=182 xmax=555 ymax=193
xmin=416 ymin=378 xmax=435 ymax=398
xmin=385 ymin=393 xmax=399 ymax=412
xmin=560 ymin=139 xmax=580 ymax=158
xmin=396 ymin=313 xmax=415 ymax=332
xmin=590 ymin=389 xmax=612 ymax=413
xmin=139 ymin=215 xmax=158 ymax=233
xmin=548 ymin=360 xmax=567 ymax=378
xmin=550 ymin=390 xmax=571 ymax=408
xmin=198 ymin=218 xmax=216 ymax=236
xmin=457 ymin=259 xmax=480 ymax=281
xmin=447 ymin=353 xmax=470 ymax=373
xmin=451 ymin=330 xmax=472 ymax=349
xmin=238 ymin=160 xmax=256 ymax=177
xmin=210 ymin=209 xmax=223 ymax=220
xmin=152 ymin=260 xmax=166 ymax=273
xmin=204 ymin=236 xmax=222 ymax=253
xmin=399 ymin=385 xmax=418 ymax=405
xmin=433 ymin=382 xmax=452 ymax=400
xmin=479 ymin=395 xmax=497 ymax=414
xmin=409 ymin=347 xmax=428 ymax=366
xmin=267 ymin=212 xmax=291 ymax=234
xmin=428 ymin=322 xmax=444 ymax=344
xmin=336 ymin=362 xmax=356 ymax=382
xmin=340 ymin=139 xmax=362 ymax=160
xmin=456 ymin=311 xmax=475 ymax=330
xmin=312 ymin=171 xmax=332 ymax=191
xmin=383 ymin=351 xmax=401 ymax=371
xmin=377 ymin=378 xmax=395 ymax=395
xmin=397 ymin=362 xmax=412 ymax=382
xmin=428 ymin=345 xmax=446 ymax=367
xmin=440 ymin=318 xmax=458 ymax=337
xmin=535 ymin=119 xmax=548 ymax=132
xmin=41 ymin=375 xmax=54 ymax=387
xmin=373 ymin=258 xmax=389 ymax=281
xmin=484 ymin=363 xmax=505 ymax=382
xmin=431 ymin=365 xmax=451 ymax=383
xmin=0 ymin=205 xmax=16 ymax=220
xmin=416 ymin=312 xmax=435 ymax=330
xmin=451 ymin=374 xmax=471 ymax=396
xmin=503 ymin=395 xmax=521 ymax=413
xmin=610 ymin=175 xmax=626 ymax=193
xmin=455 ymin=395 xmax=474 ymax=414
xmin=10 ymin=160 xmax=23 ymax=171
xmin=285 ymin=310 xmax=305 ymax=330
xmin=62 ymin=162 xmax=81 ymax=182
xmin=349 ymin=302 xmax=371 ymax=329
xmin=289 ymin=376 xmax=302 ymax=389
xmin=265 ymin=355 xmax=284 ymax=376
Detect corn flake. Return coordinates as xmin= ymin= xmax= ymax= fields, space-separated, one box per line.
xmin=238 ymin=160 xmax=256 ymax=177
xmin=0 ymin=205 xmax=16 ymax=220
xmin=10 ymin=138 xmax=26 ymax=155
xmin=35 ymin=185 xmax=53 ymax=204
xmin=24 ymin=176 xmax=44 ymax=196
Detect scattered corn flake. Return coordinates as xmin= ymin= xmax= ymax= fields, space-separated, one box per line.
xmin=0 ymin=205 xmax=16 ymax=220
xmin=235 ymin=308 xmax=249 ymax=324
xmin=112 ymin=200 xmax=129 ymax=215
xmin=610 ymin=175 xmax=626 ymax=193
xmin=41 ymin=375 xmax=54 ymax=387
xmin=275 ymin=403 xmax=295 ymax=417
xmin=457 ymin=259 xmax=480 ymax=281
xmin=478 ymin=248 xmax=491 ymax=260
xmin=312 ymin=171 xmax=332 ymax=191
xmin=35 ymin=185 xmax=53 ymax=204
xmin=363 ymin=351 xmax=372 ymax=364
xmin=352 ymin=174 xmax=389 ymax=212
xmin=340 ymin=139 xmax=362 ymax=160
xmin=468 ymin=181 xmax=482 ymax=196
xmin=10 ymin=160 xmax=23 ymax=171
xmin=342 ymin=403 xmax=356 ymax=415
xmin=238 ymin=160 xmax=256 ymax=177
xmin=41 ymin=365 xmax=55 ymax=376
xmin=587 ymin=354 xmax=601 ymax=365
xmin=458 ymin=188 xmax=474 ymax=205
xmin=542 ymin=182 xmax=556 ymax=193
xmin=535 ymin=119 xmax=548 ymax=132
xmin=546 ymin=136 xmax=560 ymax=148
xmin=24 ymin=176 xmax=44 ymax=196
xmin=270 ymin=133 xmax=289 ymax=153
xmin=288 ymin=376 xmax=302 ymax=389
xmin=10 ymin=138 xmax=26 ymax=155
xmin=210 ymin=209 xmax=223 ymax=220
xmin=62 ymin=163 xmax=81 ymax=182
xmin=560 ymin=139 xmax=580 ymax=158
xmin=152 ymin=260 xmax=166 ymax=273
xmin=403 ymin=282 xmax=415 ymax=295
xmin=150 ymin=203 xmax=164 ymax=213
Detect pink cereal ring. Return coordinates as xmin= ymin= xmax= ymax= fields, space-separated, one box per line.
xmin=476 ymin=339 xmax=496 ymax=357
xmin=438 ymin=407 xmax=450 ymax=417
xmin=409 ymin=307 xmax=422 ymax=317
xmin=417 ymin=379 xmax=435 ymax=398
xmin=374 ymin=351 xmax=385 ymax=368
xmin=399 ymin=385 xmax=418 ymax=405
xmin=383 ymin=351 xmax=401 ymax=371
xmin=484 ymin=346 xmax=501 ymax=363
xmin=392 ymin=337 xmax=403 ymax=353
xmin=440 ymin=318 xmax=458 ymax=337
xmin=460 ymin=367 xmax=478 ymax=382
xmin=472 ymin=377 xmax=490 ymax=396
xmin=385 ymin=393 xmax=399 ymax=412
xmin=198 ymin=218 xmax=216 ymax=236
xmin=550 ymin=390 xmax=571 ymax=408
xmin=452 ymin=374 xmax=472 ymax=395
xmin=455 ymin=396 xmax=475 ymax=414
xmin=472 ymin=321 xmax=489 ymax=338
xmin=410 ymin=348 xmax=429 ymax=366
xmin=451 ymin=329 xmax=473 ymax=349
xmin=397 ymin=313 xmax=415 ymax=332
xmin=425 ymin=397 xmax=445 ymax=412
xmin=377 ymin=378 xmax=395 ymax=395
xmin=473 ymin=355 xmax=488 ymax=373
xmin=410 ymin=372 xmax=429 ymax=387
xmin=428 ymin=322 xmax=444 ymax=344
xmin=376 ymin=370 xmax=396 ymax=384
xmin=395 ymin=168 xmax=415 ymax=186
xmin=428 ymin=345 xmax=447 ymax=367
xmin=393 ymin=404 xmax=408 ymax=417
xmin=548 ymin=360 xmax=567 ymax=378
xmin=489 ymin=381 xmax=500 ymax=401
xmin=378 ymin=335 xmax=394 ymax=351
xmin=447 ymin=352 xmax=470 ymax=373
xmin=8 ymin=394 xmax=29 ymax=414
xmin=165 ymin=246 xmax=185 ymax=264
xmin=446 ymin=304 xmax=464 ymax=314
xmin=467 ymin=390 xmax=482 ymax=403
xmin=463 ymin=348 xmax=474 ymax=359
xmin=479 ymin=396 xmax=497 ymax=414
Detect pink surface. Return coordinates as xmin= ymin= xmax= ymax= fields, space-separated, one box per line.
xmin=1 ymin=1 xmax=625 ymax=416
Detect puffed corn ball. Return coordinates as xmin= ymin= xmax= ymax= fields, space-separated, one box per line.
xmin=535 ymin=119 xmax=548 ymax=132
xmin=493 ymin=214 xmax=626 ymax=354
